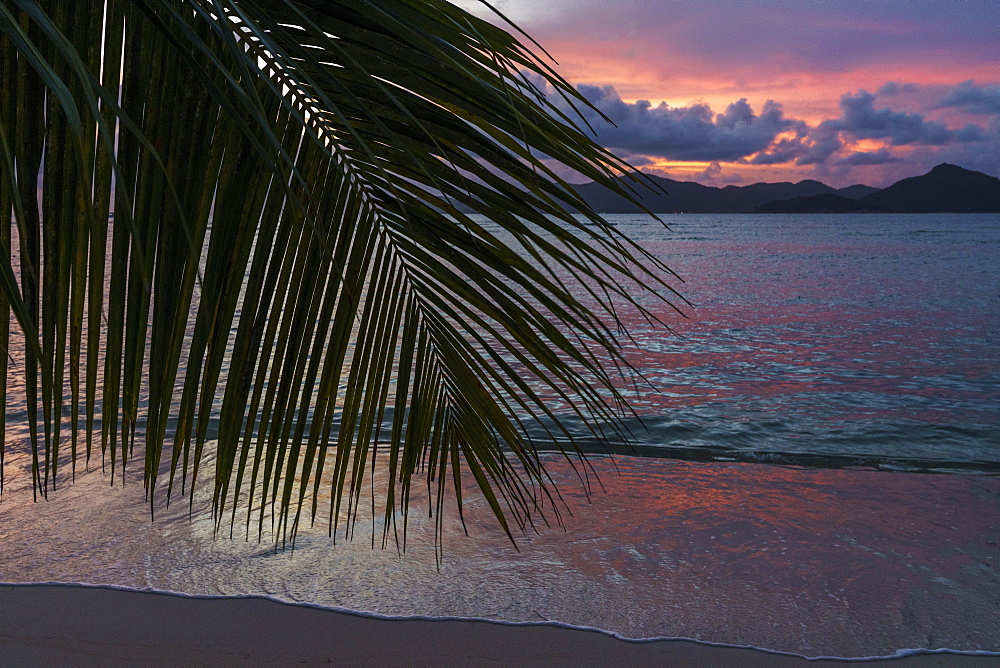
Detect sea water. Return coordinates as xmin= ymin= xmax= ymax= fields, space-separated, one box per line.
xmin=1 ymin=213 xmax=998 ymax=657
xmin=593 ymin=213 xmax=999 ymax=468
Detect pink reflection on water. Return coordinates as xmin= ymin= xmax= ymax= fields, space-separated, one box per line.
xmin=443 ymin=455 xmax=1000 ymax=654
xmin=0 ymin=434 xmax=996 ymax=656
xmin=625 ymin=233 xmax=997 ymax=422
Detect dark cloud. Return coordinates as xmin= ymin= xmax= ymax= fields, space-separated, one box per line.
xmin=830 ymin=91 xmax=953 ymax=145
xmin=562 ymin=84 xmax=991 ymax=172
xmin=618 ymin=154 xmax=657 ymax=167
xmin=835 ymin=149 xmax=903 ymax=166
xmin=699 ymin=161 xmax=723 ymax=179
xmin=697 ymin=161 xmax=743 ymax=184
xmin=934 ymin=80 xmax=1000 ymax=115
xmin=535 ymin=78 xmax=997 ymax=182
xmin=787 ymin=90 xmax=985 ymax=166
xmin=746 ymin=137 xmax=809 ymax=165
xmin=907 ymin=116 xmax=1000 ymax=176
xmin=570 ymin=84 xmax=806 ymax=162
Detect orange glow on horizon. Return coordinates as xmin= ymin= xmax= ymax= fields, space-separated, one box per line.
xmin=543 ymin=37 xmax=999 ymax=126
xmin=636 ymin=159 xmax=826 ymax=186
xmin=646 ymin=160 xmax=710 ymax=174
xmin=844 ymin=138 xmax=890 ymax=153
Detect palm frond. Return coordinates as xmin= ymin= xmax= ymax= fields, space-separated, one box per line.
xmin=0 ymin=0 xmax=680 ymax=548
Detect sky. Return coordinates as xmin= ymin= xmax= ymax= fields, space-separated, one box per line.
xmin=451 ymin=0 xmax=999 ymax=187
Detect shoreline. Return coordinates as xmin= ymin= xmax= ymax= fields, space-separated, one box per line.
xmin=1 ymin=455 xmax=997 ymax=657
xmin=1 ymin=583 xmax=997 ymax=666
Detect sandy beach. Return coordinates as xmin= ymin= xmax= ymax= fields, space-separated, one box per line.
xmin=1 ymin=453 xmax=998 ymax=660
xmin=0 ymin=584 xmax=996 ymax=666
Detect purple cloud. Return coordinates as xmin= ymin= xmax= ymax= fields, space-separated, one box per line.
xmin=571 ymin=84 xmax=806 ymax=162
xmin=787 ymin=90 xmax=985 ymax=166
xmin=697 ymin=161 xmax=743 ymax=184
xmin=831 ymin=91 xmax=953 ymax=145
xmin=934 ymin=80 xmax=1000 ymax=115
xmin=566 ymin=85 xmax=989 ymax=170
xmin=535 ymin=77 xmax=997 ymax=183
xmin=835 ymin=149 xmax=903 ymax=166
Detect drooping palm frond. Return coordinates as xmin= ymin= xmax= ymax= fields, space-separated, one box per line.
xmin=0 ymin=0 xmax=680 ymax=547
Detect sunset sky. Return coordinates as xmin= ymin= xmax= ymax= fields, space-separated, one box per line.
xmin=453 ymin=0 xmax=999 ymax=188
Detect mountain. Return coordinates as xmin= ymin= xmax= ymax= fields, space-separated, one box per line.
xmin=858 ymin=164 xmax=1000 ymax=213
xmin=754 ymin=193 xmax=889 ymax=214
xmin=837 ymin=184 xmax=881 ymax=200
xmin=570 ymin=164 xmax=999 ymax=213
xmin=572 ymin=174 xmax=838 ymax=213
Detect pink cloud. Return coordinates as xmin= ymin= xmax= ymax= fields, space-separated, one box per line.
xmin=462 ymin=1 xmax=999 ymax=186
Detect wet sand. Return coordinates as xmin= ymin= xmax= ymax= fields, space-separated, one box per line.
xmin=1 ymin=584 xmax=996 ymax=666
xmin=1 ymin=454 xmax=998 ymax=658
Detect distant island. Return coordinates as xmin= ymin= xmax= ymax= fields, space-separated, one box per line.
xmin=753 ymin=193 xmax=888 ymax=214
xmin=570 ymin=164 xmax=1000 ymax=214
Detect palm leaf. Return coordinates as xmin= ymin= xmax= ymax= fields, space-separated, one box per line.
xmin=0 ymin=0 xmax=680 ymax=548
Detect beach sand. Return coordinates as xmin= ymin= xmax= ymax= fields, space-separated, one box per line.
xmin=0 ymin=584 xmax=996 ymax=666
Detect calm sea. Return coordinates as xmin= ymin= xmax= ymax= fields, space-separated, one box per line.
xmin=2 ymin=213 xmax=998 ymax=657
xmin=591 ymin=212 xmax=999 ymax=470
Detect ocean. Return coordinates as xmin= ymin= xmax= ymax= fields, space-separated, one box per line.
xmin=597 ymin=212 xmax=999 ymax=469
xmin=1 ymin=213 xmax=998 ymax=657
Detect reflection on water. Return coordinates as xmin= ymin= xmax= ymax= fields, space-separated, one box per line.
xmin=0 ymin=445 xmax=997 ymax=657
xmin=2 ymin=213 xmax=999 ymax=657
xmin=3 ymin=214 xmax=998 ymax=467
xmin=610 ymin=213 xmax=1000 ymax=467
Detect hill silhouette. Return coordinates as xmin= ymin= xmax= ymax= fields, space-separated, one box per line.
xmin=857 ymin=164 xmax=1000 ymax=213
xmin=570 ymin=164 xmax=999 ymax=213
xmin=572 ymin=174 xmax=839 ymax=213
xmin=754 ymin=193 xmax=889 ymax=214
xmin=835 ymin=184 xmax=880 ymax=200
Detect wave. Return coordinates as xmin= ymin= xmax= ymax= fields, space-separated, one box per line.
xmin=570 ymin=441 xmax=1000 ymax=475
xmin=522 ymin=414 xmax=1000 ymax=475
xmin=4 ymin=409 xmax=995 ymax=477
